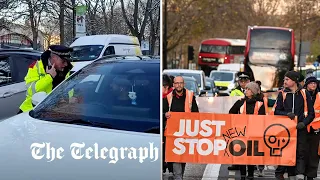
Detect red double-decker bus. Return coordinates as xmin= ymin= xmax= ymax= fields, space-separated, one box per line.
xmin=244 ymin=26 xmax=295 ymax=91
xmin=198 ymin=38 xmax=246 ymax=76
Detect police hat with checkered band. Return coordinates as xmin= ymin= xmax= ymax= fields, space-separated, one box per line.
xmin=237 ymin=71 xmax=250 ymax=80
xmin=48 ymin=45 xmax=73 ymax=60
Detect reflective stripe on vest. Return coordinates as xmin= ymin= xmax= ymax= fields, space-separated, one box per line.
xmin=269 ymin=89 xmax=307 ymax=116
xmin=240 ymin=100 xmax=264 ymax=115
xmin=308 ymin=92 xmax=320 ymax=132
xmin=167 ymin=89 xmax=193 ymax=112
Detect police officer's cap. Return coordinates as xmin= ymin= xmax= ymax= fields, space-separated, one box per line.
xmin=237 ymin=72 xmax=250 ymax=80
xmin=49 ymin=45 xmax=73 ymax=60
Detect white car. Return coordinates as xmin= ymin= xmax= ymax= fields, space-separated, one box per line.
xmin=163 ymin=69 xmax=210 ymax=91
xmin=0 ymin=56 xmax=160 ymax=179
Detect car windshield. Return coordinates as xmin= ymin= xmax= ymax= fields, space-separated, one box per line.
xmin=31 ymin=59 xmax=160 ymax=133
xmin=70 ymin=45 xmax=104 ymax=61
xmin=165 ymin=72 xmax=201 ymax=87
xmin=210 ymin=72 xmax=233 ymax=81
xmin=184 ymin=80 xmax=198 ymax=94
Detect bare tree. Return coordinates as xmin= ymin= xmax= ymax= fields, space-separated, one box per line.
xmin=120 ymin=0 xmax=152 ymax=43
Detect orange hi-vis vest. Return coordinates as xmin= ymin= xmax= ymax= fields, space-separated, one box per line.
xmin=240 ymin=99 xmax=266 ymax=115
xmin=167 ymin=89 xmax=193 ymax=112
xmin=308 ymin=92 xmax=320 ymax=132
xmin=269 ymin=89 xmax=308 ymax=118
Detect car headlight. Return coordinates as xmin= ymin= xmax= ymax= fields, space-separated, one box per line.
xmin=228 ymin=83 xmax=235 ymax=90
xmin=218 ymin=58 xmax=224 ymax=63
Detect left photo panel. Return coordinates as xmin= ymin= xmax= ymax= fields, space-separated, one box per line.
xmin=0 ymin=0 xmax=161 ymax=179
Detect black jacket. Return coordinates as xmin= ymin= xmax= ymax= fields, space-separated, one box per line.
xmin=274 ymin=86 xmax=315 ymax=125
xmin=163 ymin=88 xmax=199 ymax=129
xmin=229 ymin=95 xmax=266 ymax=115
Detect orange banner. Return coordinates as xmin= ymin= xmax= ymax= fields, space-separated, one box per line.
xmin=165 ymin=112 xmax=297 ymax=166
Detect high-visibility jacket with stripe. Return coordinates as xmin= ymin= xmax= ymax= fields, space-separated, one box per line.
xmin=19 ymin=60 xmax=71 ymax=112
xmin=239 ymin=99 xmax=266 ymax=115
xmin=166 ymin=89 xmax=193 ymax=112
xmin=308 ymin=92 xmax=320 ymax=131
xmin=269 ymin=89 xmax=308 ymax=117
xmin=230 ymin=88 xmax=244 ymax=97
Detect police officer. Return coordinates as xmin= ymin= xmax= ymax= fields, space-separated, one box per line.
xmin=303 ymin=76 xmax=320 ymax=180
xmin=230 ymin=72 xmax=251 ymax=97
xmin=18 ymin=45 xmax=73 ymax=113
xmin=274 ymin=71 xmax=315 ymax=180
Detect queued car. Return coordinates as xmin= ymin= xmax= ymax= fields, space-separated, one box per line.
xmin=205 ymin=77 xmax=219 ymax=96
xmin=183 ymin=76 xmax=206 ymax=97
xmin=163 ymin=69 xmax=210 ymax=91
xmin=0 ymin=48 xmax=42 ymax=120
xmin=209 ymin=70 xmax=237 ymax=96
xmin=0 ymin=56 xmax=160 ymax=179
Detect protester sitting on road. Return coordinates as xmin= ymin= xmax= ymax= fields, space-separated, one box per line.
xmin=229 ymin=82 xmax=267 ymax=180
xmin=273 ymin=71 xmax=315 ymax=180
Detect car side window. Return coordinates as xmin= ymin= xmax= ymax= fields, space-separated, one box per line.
xmin=0 ymin=55 xmax=13 ymax=86
xmin=11 ymin=54 xmax=39 ymax=83
xmin=103 ymin=46 xmax=115 ymax=56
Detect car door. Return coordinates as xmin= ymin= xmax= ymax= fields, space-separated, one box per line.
xmin=0 ymin=53 xmax=38 ymax=120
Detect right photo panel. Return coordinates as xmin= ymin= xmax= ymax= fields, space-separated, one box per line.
xmin=162 ymin=0 xmax=320 ymax=180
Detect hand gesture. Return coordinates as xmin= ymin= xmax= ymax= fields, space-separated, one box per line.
xmin=46 ymin=63 xmax=57 ymax=78
xmin=165 ymin=112 xmax=171 ymax=119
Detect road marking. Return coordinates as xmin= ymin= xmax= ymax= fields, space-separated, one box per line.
xmin=267 ymin=165 xmax=275 ymax=170
xmin=201 ymin=164 xmax=221 ymax=180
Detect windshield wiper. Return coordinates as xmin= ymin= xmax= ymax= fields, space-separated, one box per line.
xmin=51 ymin=119 xmax=114 ymax=129
xmin=144 ymin=126 xmax=160 ymax=134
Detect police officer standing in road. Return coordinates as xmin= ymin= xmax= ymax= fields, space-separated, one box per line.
xmin=273 ymin=71 xmax=315 ymax=180
xmin=163 ymin=76 xmax=199 ymax=180
xmin=303 ymin=76 xmax=320 ymax=180
xmin=18 ymin=45 xmax=73 ymax=113
xmin=230 ymin=72 xmax=251 ymax=97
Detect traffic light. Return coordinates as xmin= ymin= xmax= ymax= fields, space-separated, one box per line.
xmin=188 ymin=45 xmax=194 ymax=60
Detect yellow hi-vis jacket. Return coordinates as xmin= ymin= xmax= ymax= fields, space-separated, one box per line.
xmin=19 ymin=60 xmax=71 ymax=112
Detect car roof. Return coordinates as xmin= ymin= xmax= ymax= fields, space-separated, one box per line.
xmin=183 ymin=76 xmax=197 ymax=81
xmin=0 ymin=48 xmax=42 ymax=54
xmin=211 ymin=70 xmax=236 ymax=74
xmin=163 ymin=69 xmax=203 ymax=74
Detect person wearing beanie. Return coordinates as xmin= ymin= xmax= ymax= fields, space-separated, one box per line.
xmin=298 ymin=73 xmax=305 ymax=87
xmin=273 ymin=71 xmax=315 ymax=180
xmin=18 ymin=45 xmax=73 ymax=113
xmin=303 ymin=76 xmax=320 ymax=180
xmin=229 ymin=82 xmax=266 ymax=180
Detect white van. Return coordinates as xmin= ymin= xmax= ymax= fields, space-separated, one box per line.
xmin=69 ymin=34 xmax=142 ymax=72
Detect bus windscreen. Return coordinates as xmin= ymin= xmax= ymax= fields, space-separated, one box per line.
xmin=250 ymin=29 xmax=291 ymax=50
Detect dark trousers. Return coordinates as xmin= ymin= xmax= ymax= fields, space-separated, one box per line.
xmin=304 ymin=132 xmax=320 ymax=178
xmin=275 ymin=129 xmax=308 ymax=176
xmin=240 ymin=165 xmax=254 ymax=177
xmin=163 ymin=133 xmax=173 ymax=173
